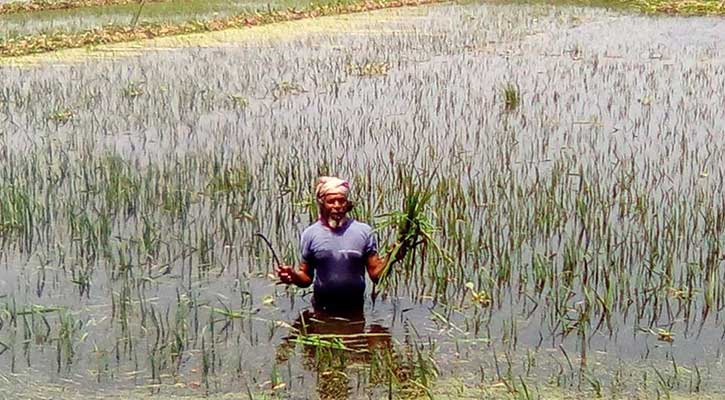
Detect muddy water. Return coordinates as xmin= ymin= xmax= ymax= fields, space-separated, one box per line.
xmin=1 ymin=2 xmax=725 ymax=399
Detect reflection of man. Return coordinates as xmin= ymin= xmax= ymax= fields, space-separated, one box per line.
xmin=276 ymin=310 xmax=393 ymax=400
xmin=277 ymin=177 xmax=404 ymax=313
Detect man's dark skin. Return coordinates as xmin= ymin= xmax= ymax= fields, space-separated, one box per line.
xmin=277 ymin=192 xmax=403 ymax=292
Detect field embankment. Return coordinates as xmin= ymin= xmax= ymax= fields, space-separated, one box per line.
xmin=1 ymin=0 xmax=444 ymax=57
xmin=0 ymin=0 xmax=167 ymax=16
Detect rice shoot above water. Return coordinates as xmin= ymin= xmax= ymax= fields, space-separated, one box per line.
xmin=375 ymin=171 xmax=448 ymax=291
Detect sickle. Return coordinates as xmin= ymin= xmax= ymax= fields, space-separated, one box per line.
xmin=254 ymin=233 xmax=282 ymax=272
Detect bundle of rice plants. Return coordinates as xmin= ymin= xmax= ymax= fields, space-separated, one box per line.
xmin=375 ymin=171 xmax=449 ymax=292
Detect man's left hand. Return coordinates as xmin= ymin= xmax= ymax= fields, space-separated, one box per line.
xmin=277 ymin=265 xmax=296 ymax=284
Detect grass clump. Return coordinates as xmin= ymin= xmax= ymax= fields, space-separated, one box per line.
xmin=271 ymin=80 xmax=306 ymax=100
xmin=46 ymin=108 xmax=74 ymax=124
xmin=227 ymin=94 xmax=249 ymax=109
xmin=0 ymin=185 xmax=34 ymax=237
xmin=345 ymin=61 xmax=390 ymax=77
xmin=633 ymin=0 xmax=725 ymax=15
xmin=501 ymin=82 xmax=520 ymax=112
xmin=122 ymin=81 xmax=145 ymax=98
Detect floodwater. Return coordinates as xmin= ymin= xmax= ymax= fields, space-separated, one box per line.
xmin=1 ymin=2 xmax=725 ymax=399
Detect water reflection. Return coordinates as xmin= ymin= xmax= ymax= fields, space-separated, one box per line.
xmin=277 ymin=308 xmax=396 ymax=399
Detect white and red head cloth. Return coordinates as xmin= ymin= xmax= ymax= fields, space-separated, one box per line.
xmin=315 ymin=176 xmax=350 ymax=204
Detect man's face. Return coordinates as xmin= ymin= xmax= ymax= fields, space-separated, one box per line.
xmin=320 ymin=193 xmax=350 ymax=228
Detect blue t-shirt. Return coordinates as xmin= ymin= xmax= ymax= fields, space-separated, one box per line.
xmin=300 ymin=219 xmax=378 ymax=305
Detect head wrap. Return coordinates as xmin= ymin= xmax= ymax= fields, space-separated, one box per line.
xmin=315 ymin=176 xmax=350 ymax=203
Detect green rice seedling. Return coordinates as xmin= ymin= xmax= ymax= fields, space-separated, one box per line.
xmin=160 ymin=186 xmax=191 ymax=219
xmin=122 ymin=81 xmax=145 ymax=98
xmin=345 ymin=61 xmax=390 ymax=77
xmin=70 ymin=264 xmax=93 ymax=297
xmin=652 ymin=366 xmax=674 ymax=399
xmin=410 ymin=344 xmax=438 ymax=399
xmin=583 ymin=371 xmax=603 ymax=398
xmin=501 ymin=82 xmax=521 ymax=112
xmin=46 ymin=108 xmax=74 ymax=125
xmin=101 ymin=154 xmax=140 ymax=216
xmin=140 ymin=215 xmax=161 ymax=261
xmin=0 ymin=184 xmax=37 ymax=250
xmin=270 ymin=363 xmax=285 ymax=391
xmin=517 ymin=376 xmax=533 ymax=400
xmin=56 ymin=309 xmax=82 ymax=372
xmin=227 ymin=94 xmax=249 ymax=109
xmin=271 ymin=80 xmax=305 ymax=100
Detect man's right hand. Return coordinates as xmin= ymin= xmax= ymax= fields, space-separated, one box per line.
xmin=389 ymin=242 xmax=407 ymax=263
xmin=277 ymin=265 xmax=296 ymax=285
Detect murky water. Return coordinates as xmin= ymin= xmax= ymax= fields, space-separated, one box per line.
xmin=1 ymin=3 xmax=725 ymax=398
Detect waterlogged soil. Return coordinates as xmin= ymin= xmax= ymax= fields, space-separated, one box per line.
xmin=1 ymin=2 xmax=725 ymax=400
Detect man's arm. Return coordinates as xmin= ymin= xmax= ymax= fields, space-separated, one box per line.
xmin=366 ymin=253 xmax=386 ymax=284
xmin=278 ymin=261 xmax=314 ymax=288
xmin=366 ymin=244 xmax=407 ymax=284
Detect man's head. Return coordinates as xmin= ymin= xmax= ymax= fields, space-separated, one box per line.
xmin=315 ymin=176 xmax=352 ymax=229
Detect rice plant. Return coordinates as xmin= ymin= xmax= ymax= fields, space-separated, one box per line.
xmin=501 ymin=81 xmax=520 ymax=112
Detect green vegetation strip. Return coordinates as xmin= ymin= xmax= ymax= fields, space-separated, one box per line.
xmin=0 ymin=0 xmax=442 ymax=57
xmin=4 ymin=0 xmax=725 ymax=16
xmin=503 ymin=0 xmax=725 ymax=15
xmin=0 ymin=0 xmax=168 ymax=15
xmin=633 ymin=0 xmax=725 ymax=15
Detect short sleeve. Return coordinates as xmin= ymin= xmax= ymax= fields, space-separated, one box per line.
xmin=364 ymin=228 xmax=378 ymax=256
xmin=300 ymin=228 xmax=314 ymax=262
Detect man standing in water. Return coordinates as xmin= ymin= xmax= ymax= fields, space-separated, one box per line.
xmin=277 ymin=176 xmax=403 ymax=314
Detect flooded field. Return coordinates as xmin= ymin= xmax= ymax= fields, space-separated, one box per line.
xmin=1 ymin=2 xmax=725 ymax=399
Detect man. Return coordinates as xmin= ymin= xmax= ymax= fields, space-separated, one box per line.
xmin=277 ymin=176 xmax=403 ymax=313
